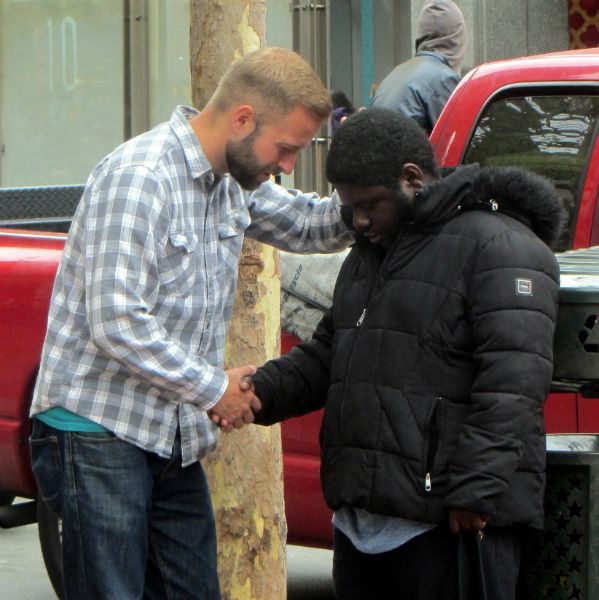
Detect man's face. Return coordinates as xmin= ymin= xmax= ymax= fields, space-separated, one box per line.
xmin=225 ymin=105 xmax=322 ymax=191
xmin=336 ymin=183 xmax=414 ymax=248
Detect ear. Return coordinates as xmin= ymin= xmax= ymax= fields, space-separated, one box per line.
xmin=399 ymin=163 xmax=425 ymax=193
xmin=230 ymin=104 xmax=257 ymax=136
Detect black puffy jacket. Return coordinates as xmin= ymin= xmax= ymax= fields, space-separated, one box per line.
xmin=253 ymin=165 xmax=563 ymax=530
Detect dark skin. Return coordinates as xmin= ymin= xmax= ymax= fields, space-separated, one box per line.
xmin=214 ymin=163 xmax=491 ymax=534
xmin=335 ymin=163 xmax=430 ymax=247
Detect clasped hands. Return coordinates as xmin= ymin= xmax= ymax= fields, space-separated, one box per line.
xmin=208 ymin=365 xmax=259 ymax=433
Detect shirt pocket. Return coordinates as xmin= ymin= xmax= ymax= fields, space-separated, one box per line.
xmin=158 ymin=229 xmax=198 ymax=296
xmin=217 ymin=209 xmax=249 ymax=279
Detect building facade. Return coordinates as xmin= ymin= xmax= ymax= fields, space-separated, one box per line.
xmin=0 ymin=1 xmax=591 ymax=190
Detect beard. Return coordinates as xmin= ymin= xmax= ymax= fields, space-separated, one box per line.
xmin=393 ymin=186 xmax=415 ymax=222
xmin=374 ymin=186 xmax=414 ymax=248
xmin=225 ymin=127 xmax=276 ymax=191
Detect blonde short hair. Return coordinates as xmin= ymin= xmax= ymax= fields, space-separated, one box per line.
xmin=211 ymin=47 xmax=332 ymax=122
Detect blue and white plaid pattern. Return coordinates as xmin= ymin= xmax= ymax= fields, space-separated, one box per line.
xmin=31 ymin=105 xmax=352 ymax=465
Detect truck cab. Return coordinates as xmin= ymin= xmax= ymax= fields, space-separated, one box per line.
xmin=431 ymin=48 xmax=599 ymax=252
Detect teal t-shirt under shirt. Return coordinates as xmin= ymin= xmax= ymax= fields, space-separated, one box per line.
xmin=35 ymin=407 xmax=108 ymax=432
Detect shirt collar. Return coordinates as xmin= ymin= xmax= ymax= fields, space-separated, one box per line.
xmin=170 ymin=105 xmax=219 ymax=184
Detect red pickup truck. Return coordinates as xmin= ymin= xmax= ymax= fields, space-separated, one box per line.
xmin=283 ymin=47 xmax=599 ymax=550
xmin=3 ymin=48 xmax=599 ymax=592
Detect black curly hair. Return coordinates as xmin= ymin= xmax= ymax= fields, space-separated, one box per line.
xmin=326 ymin=108 xmax=439 ymax=188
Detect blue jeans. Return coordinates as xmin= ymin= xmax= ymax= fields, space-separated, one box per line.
xmin=30 ymin=419 xmax=220 ymax=600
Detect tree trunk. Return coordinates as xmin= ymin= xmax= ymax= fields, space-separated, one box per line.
xmin=190 ymin=0 xmax=265 ymax=109
xmin=189 ymin=3 xmax=287 ymax=599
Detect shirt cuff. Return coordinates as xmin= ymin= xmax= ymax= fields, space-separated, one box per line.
xmin=179 ymin=364 xmax=228 ymax=411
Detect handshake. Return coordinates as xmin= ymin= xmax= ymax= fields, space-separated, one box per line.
xmin=208 ymin=365 xmax=261 ymax=433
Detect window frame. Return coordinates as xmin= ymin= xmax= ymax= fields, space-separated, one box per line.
xmin=460 ymin=83 xmax=599 ymax=251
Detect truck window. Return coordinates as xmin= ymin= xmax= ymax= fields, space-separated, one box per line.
xmin=463 ymin=94 xmax=599 ymax=252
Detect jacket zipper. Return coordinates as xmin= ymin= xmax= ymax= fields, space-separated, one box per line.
xmin=340 ymin=252 xmax=387 ymax=432
xmin=356 ymin=308 xmax=367 ymax=326
xmin=356 ymin=263 xmax=388 ymax=328
xmin=424 ymin=396 xmax=441 ymax=493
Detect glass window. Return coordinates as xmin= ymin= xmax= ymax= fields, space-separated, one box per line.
xmin=0 ymin=0 xmax=125 ymax=186
xmin=0 ymin=0 xmax=193 ymax=188
xmin=463 ymin=94 xmax=599 ymax=252
xmin=0 ymin=1 xmax=294 ymax=189
xmin=147 ymin=1 xmax=192 ymax=127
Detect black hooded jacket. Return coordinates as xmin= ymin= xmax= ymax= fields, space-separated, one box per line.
xmin=253 ymin=164 xmax=562 ymax=530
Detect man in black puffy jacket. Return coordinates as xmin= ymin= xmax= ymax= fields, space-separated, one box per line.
xmin=245 ymin=109 xmax=563 ymax=599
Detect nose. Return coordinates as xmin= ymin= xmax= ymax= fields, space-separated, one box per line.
xmin=278 ymin=153 xmax=298 ymax=175
xmin=353 ymin=210 xmax=370 ymax=232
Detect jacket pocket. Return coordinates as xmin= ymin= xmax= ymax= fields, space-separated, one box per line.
xmin=423 ymin=398 xmax=441 ymax=492
xmin=423 ymin=395 xmax=470 ymax=493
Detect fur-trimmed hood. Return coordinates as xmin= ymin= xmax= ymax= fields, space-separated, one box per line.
xmin=412 ymin=163 xmax=567 ymax=249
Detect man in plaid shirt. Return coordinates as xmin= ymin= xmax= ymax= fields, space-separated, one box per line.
xmin=29 ymin=47 xmax=352 ymax=599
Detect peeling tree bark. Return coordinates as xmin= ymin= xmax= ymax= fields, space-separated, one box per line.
xmin=190 ymin=0 xmax=265 ymax=109
xmin=189 ymin=2 xmax=287 ymax=599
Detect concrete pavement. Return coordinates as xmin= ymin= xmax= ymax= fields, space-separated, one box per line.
xmin=0 ymin=519 xmax=334 ymax=600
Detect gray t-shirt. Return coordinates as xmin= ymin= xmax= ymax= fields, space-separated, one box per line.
xmin=333 ymin=506 xmax=436 ymax=554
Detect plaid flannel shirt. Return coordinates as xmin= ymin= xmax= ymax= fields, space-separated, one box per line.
xmin=31 ymin=105 xmax=352 ymax=465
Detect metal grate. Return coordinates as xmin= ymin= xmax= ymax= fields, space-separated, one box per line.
xmin=520 ymin=465 xmax=589 ymax=599
xmin=0 ymin=185 xmax=84 ymax=232
xmin=518 ymin=436 xmax=599 ymax=600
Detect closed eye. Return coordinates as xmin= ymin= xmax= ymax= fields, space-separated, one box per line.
xmin=279 ymin=145 xmax=300 ymax=155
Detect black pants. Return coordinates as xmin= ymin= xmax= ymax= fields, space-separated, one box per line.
xmin=332 ymin=525 xmax=521 ymax=600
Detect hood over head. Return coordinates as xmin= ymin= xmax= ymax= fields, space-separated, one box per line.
xmin=416 ymin=0 xmax=468 ymax=72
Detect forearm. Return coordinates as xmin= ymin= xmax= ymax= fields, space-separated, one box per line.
xmin=246 ymin=181 xmax=353 ymax=253
xmin=88 ymin=300 xmax=228 ymax=410
xmin=253 ymin=339 xmax=331 ymax=425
